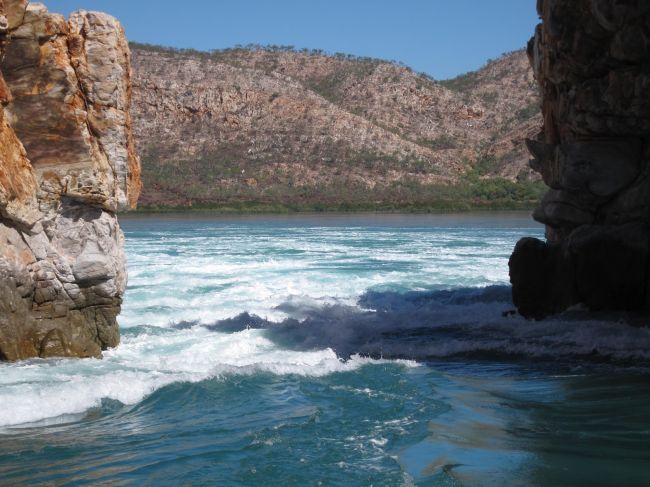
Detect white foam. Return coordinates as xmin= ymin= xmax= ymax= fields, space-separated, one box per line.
xmin=0 ymin=216 xmax=535 ymax=428
xmin=120 ymin=221 xmax=532 ymax=328
xmin=0 ymin=327 xmax=414 ymax=428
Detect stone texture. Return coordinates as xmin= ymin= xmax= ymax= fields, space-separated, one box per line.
xmin=0 ymin=1 xmax=39 ymax=228
xmin=68 ymin=10 xmax=141 ymax=209
xmin=2 ymin=4 xmax=140 ymax=212
xmin=510 ymin=0 xmax=650 ymax=318
xmin=0 ymin=2 xmax=140 ymax=361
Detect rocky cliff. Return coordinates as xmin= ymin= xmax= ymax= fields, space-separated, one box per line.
xmin=510 ymin=0 xmax=650 ymax=318
xmin=0 ymin=1 xmax=140 ymax=360
xmin=130 ymin=44 xmax=542 ymax=209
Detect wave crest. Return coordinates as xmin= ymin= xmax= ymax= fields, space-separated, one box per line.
xmin=200 ymin=286 xmax=650 ymax=364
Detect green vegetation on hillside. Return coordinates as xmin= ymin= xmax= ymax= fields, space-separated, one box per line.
xmin=130 ymin=42 xmax=409 ymax=73
xmin=416 ymin=135 xmax=457 ymax=150
xmin=515 ymin=101 xmax=540 ymax=122
xmin=438 ymin=50 xmax=523 ymax=92
xmin=305 ymin=62 xmax=380 ymax=103
xmin=137 ymin=148 xmax=544 ymax=214
xmin=438 ymin=70 xmax=481 ymax=92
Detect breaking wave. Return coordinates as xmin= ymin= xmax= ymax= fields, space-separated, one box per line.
xmin=199 ymin=286 xmax=650 ymax=364
xmin=3 ymin=214 xmax=648 ymax=433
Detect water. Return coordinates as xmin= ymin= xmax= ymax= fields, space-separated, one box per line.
xmin=2 ymin=212 xmax=650 ymax=486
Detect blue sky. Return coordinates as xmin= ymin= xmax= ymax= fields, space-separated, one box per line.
xmin=46 ymin=0 xmax=538 ymax=79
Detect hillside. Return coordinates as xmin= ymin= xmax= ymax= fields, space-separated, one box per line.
xmin=130 ymin=44 xmax=543 ymax=211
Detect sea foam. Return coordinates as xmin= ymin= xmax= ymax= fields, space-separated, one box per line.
xmin=0 ymin=327 xmax=415 ymax=428
xmin=0 ymin=214 xmax=560 ymax=428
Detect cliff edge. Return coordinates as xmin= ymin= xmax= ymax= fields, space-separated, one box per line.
xmin=510 ymin=0 xmax=650 ymax=318
xmin=0 ymin=0 xmax=140 ymax=360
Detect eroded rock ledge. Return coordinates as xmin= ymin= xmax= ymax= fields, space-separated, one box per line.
xmin=510 ymin=0 xmax=650 ymax=318
xmin=0 ymin=1 xmax=140 ymax=360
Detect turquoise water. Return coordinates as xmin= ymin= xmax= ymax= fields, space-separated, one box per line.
xmin=2 ymin=212 xmax=650 ymax=486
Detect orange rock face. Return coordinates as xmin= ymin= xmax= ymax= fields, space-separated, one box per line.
xmin=0 ymin=1 xmax=140 ymax=361
xmin=0 ymin=0 xmax=38 ymax=226
xmin=3 ymin=4 xmax=140 ymax=211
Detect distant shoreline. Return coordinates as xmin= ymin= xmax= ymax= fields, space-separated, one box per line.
xmin=126 ymin=201 xmax=537 ymax=215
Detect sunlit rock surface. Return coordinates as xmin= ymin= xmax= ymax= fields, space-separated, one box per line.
xmin=510 ymin=0 xmax=650 ymax=318
xmin=0 ymin=1 xmax=140 ymax=360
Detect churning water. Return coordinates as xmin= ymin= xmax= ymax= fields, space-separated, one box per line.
xmin=1 ymin=212 xmax=650 ymax=486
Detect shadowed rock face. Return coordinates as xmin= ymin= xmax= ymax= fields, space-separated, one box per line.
xmin=0 ymin=1 xmax=140 ymax=360
xmin=510 ymin=0 xmax=650 ymax=318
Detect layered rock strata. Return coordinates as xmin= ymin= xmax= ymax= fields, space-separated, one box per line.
xmin=510 ymin=0 xmax=650 ymax=318
xmin=0 ymin=1 xmax=140 ymax=360
xmin=129 ymin=45 xmax=541 ymax=208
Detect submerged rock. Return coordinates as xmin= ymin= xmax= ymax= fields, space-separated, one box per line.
xmin=511 ymin=0 xmax=650 ymax=318
xmin=0 ymin=1 xmax=140 ymax=360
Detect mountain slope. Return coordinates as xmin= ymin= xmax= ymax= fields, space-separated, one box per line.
xmin=130 ymin=45 xmax=542 ymax=210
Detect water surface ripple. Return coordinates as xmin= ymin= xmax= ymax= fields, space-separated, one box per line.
xmin=1 ymin=213 xmax=649 ymax=486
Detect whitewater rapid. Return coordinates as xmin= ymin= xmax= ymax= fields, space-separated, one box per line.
xmin=2 ymin=213 xmax=649 ymax=430
xmin=0 ymin=325 xmax=420 ymax=427
xmin=121 ymin=214 xmax=515 ymax=327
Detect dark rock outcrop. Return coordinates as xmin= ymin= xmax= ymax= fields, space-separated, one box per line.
xmin=0 ymin=1 xmax=140 ymax=360
xmin=510 ymin=0 xmax=650 ymax=318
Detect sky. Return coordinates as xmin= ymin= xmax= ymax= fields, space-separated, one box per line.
xmin=45 ymin=0 xmax=539 ymax=80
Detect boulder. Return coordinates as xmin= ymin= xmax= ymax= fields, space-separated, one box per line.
xmin=510 ymin=224 xmax=650 ymax=319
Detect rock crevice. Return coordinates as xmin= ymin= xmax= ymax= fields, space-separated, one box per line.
xmin=0 ymin=0 xmax=140 ymax=361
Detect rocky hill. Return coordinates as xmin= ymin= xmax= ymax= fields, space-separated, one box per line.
xmin=130 ymin=44 xmax=543 ymax=210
